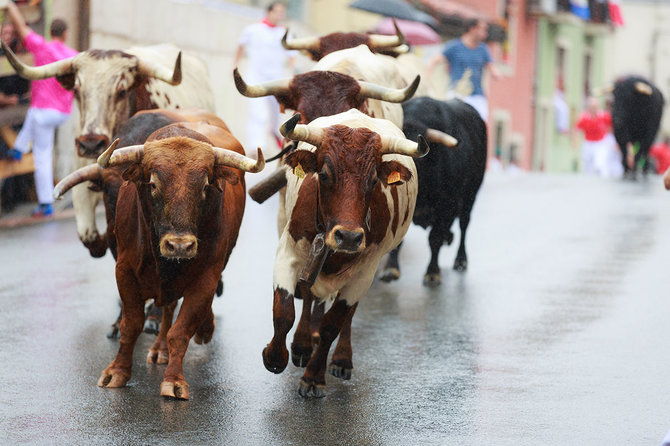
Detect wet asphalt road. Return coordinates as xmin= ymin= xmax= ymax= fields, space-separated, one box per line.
xmin=2 ymin=172 xmax=670 ymax=445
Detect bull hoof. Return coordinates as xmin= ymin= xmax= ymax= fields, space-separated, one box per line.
xmin=106 ymin=323 xmax=120 ymax=340
xmin=262 ymin=345 xmax=288 ymax=374
xmin=143 ymin=318 xmax=160 ymax=336
xmin=329 ymin=359 xmax=352 ymax=380
xmin=298 ymin=378 xmax=326 ymax=398
xmin=453 ymin=259 xmax=468 ymax=272
xmin=84 ymin=235 xmax=108 ymax=258
xmin=97 ymin=368 xmax=130 ymax=388
xmin=423 ymin=272 xmax=442 ymax=287
xmin=290 ymin=343 xmax=312 ymax=368
xmin=378 ymin=267 xmax=400 ymax=282
xmin=147 ymin=348 xmax=169 ymax=364
xmin=160 ymin=380 xmax=189 ymax=400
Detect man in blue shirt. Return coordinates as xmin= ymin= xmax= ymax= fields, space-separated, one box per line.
xmin=427 ymin=19 xmax=500 ymax=121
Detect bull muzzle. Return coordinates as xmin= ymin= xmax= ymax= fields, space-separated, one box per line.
xmin=160 ymin=233 xmax=198 ymax=259
xmin=77 ymin=134 xmax=111 ymax=158
xmin=326 ymin=225 xmax=365 ymax=253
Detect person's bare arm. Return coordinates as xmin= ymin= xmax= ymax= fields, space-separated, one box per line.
xmin=425 ymin=53 xmax=446 ymax=88
xmin=487 ymin=62 xmax=501 ymax=81
xmin=233 ymin=44 xmax=244 ymax=67
xmin=5 ymin=1 xmax=30 ymax=41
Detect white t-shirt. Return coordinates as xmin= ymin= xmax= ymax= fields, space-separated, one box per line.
xmin=239 ymin=22 xmax=293 ymax=82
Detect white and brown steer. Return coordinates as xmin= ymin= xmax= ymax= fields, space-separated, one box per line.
xmin=263 ymin=109 xmax=427 ymax=397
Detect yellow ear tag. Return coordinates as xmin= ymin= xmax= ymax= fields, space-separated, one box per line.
xmin=387 ymin=171 xmax=401 ymax=184
xmin=294 ymin=163 xmax=306 ymax=179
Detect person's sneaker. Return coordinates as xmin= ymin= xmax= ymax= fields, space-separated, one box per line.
xmin=31 ymin=203 xmax=53 ymax=218
xmin=5 ymin=148 xmax=22 ymax=161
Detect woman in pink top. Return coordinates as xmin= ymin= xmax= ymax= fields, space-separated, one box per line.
xmin=4 ymin=1 xmax=77 ymax=217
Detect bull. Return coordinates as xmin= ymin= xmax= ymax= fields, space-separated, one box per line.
xmin=610 ymin=75 xmax=665 ymax=178
xmin=380 ymin=97 xmax=487 ymax=286
xmin=263 ymin=109 xmax=427 ymax=397
xmin=2 ymin=41 xmax=215 ymax=257
xmin=93 ymin=120 xmax=263 ymax=399
xmin=281 ymin=20 xmax=408 ymax=61
xmin=54 ymin=109 xmax=228 ymax=341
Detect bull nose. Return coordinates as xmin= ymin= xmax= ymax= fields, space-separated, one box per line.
xmin=329 ymin=226 xmax=365 ymax=253
xmin=76 ymin=135 xmax=110 ymax=158
xmin=160 ymin=234 xmax=198 ymax=259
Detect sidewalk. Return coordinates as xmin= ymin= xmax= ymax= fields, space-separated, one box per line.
xmin=0 ymin=197 xmax=75 ymax=229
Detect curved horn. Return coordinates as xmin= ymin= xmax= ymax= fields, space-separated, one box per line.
xmin=98 ymin=139 xmax=144 ymax=168
xmin=635 ymin=81 xmax=653 ymax=95
xmin=380 ymin=134 xmax=430 ymax=158
xmin=281 ymin=29 xmax=320 ymax=51
xmin=358 ymin=74 xmax=420 ymax=103
xmin=138 ymin=51 xmax=182 ymax=85
xmin=1 ymin=40 xmax=74 ymax=80
xmin=368 ymin=19 xmax=406 ymax=48
xmin=279 ymin=113 xmax=325 ymax=148
xmin=213 ymin=147 xmax=265 ymax=173
xmin=425 ymin=128 xmax=458 ymax=148
xmin=233 ymin=67 xmax=291 ymax=98
xmin=53 ymin=164 xmax=102 ymax=200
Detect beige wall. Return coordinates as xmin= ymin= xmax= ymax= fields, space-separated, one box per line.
xmin=604 ymin=2 xmax=670 ymax=138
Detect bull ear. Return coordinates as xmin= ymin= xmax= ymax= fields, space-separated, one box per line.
xmin=56 ymin=73 xmax=75 ymax=90
xmin=379 ymin=161 xmax=412 ymax=186
xmin=121 ymin=164 xmax=142 ymax=182
xmin=284 ymin=150 xmax=318 ymax=175
xmin=214 ymin=165 xmax=239 ymax=190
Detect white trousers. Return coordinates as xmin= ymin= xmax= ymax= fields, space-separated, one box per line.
xmin=446 ymin=91 xmax=489 ymax=122
xmin=246 ymin=95 xmax=280 ymax=154
xmin=14 ymin=107 xmax=69 ymax=204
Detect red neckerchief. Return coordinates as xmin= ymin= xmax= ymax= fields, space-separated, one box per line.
xmin=261 ymin=18 xmax=277 ymax=28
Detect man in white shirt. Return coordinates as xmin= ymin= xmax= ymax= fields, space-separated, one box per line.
xmin=234 ymin=2 xmax=294 ymax=153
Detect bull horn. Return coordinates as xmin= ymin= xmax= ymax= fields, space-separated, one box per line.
xmin=281 ymin=29 xmax=320 ymax=51
xmin=635 ymin=81 xmax=653 ymax=95
xmin=391 ymin=44 xmax=410 ymax=54
xmin=593 ymin=85 xmax=613 ymax=96
xmin=358 ymin=74 xmax=420 ymax=103
xmin=98 ymin=139 xmax=144 ymax=168
xmin=138 ymin=51 xmax=182 ymax=85
xmin=425 ymin=128 xmax=458 ymax=147
xmin=368 ymin=19 xmax=406 ymax=48
xmin=1 ymin=40 xmax=74 ymax=80
xmin=279 ymin=113 xmax=325 ymax=148
xmin=213 ymin=147 xmax=265 ymax=173
xmin=53 ymin=164 xmax=102 ymax=200
xmin=380 ymin=134 xmax=429 ymax=158
xmin=233 ymin=68 xmax=291 ymax=98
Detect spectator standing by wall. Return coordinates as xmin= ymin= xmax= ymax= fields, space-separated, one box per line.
xmin=574 ymin=96 xmax=619 ymax=176
xmin=234 ymin=2 xmax=294 ymax=154
xmin=2 ymin=1 xmax=77 ymax=217
xmin=426 ymin=18 xmax=500 ymax=121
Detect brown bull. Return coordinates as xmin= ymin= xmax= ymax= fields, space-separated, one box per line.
xmin=282 ymin=19 xmax=408 ymax=61
xmin=54 ymin=109 xmax=230 ymax=341
xmin=93 ymin=121 xmax=263 ymax=399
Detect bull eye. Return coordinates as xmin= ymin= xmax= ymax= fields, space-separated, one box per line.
xmin=117 ymin=89 xmax=127 ymax=101
xmin=73 ymin=86 xmax=80 ymax=99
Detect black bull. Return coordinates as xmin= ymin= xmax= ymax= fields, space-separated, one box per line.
xmin=380 ymin=97 xmax=487 ymax=286
xmin=611 ymin=76 xmax=665 ymax=176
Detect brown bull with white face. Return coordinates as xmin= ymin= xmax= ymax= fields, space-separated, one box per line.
xmin=263 ymin=110 xmax=427 ymax=397
xmin=95 ymin=122 xmax=263 ymax=400
xmin=3 ymin=42 xmax=215 ymax=258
